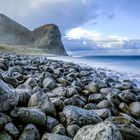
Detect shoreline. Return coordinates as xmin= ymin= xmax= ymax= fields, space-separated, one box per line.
xmin=0 ymin=53 xmax=140 ymax=139
xmin=48 ymin=56 xmax=140 ymax=88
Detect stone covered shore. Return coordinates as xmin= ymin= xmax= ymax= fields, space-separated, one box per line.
xmin=0 ymin=53 xmax=140 ymax=140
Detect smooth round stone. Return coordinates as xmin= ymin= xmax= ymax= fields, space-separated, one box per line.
xmin=129 ymin=102 xmax=140 ymax=118
xmin=118 ymin=91 xmax=136 ymax=103
xmin=119 ymin=102 xmax=129 ymax=114
xmin=116 ymin=82 xmax=134 ymax=90
xmin=85 ymin=82 xmax=99 ymax=94
xmin=10 ymin=107 xmax=47 ymax=126
xmin=100 ymin=88 xmax=121 ymax=95
xmin=66 ymin=124 xmax=80 ymax=138
xmin=94 ymin=108 xmax=112 ymax=120
xmin=96 ymin=100 xmax=113 ymax=109
xmin=84 ymin=103 xmax=96 ymax=110
xmin=64 ymin=97 xmax=85 ymax=108
xmin=51 ymin=98 xmax=65 ymax=112
xmin=82 ymin=90 xmax=90 ymax=96
xmin=51 ymin=124 xmax=66 ymax=135
xmin=4 ymin=123 xmax=19 ymax=138
xmin=28 ymin=92 xmax=56 ymax=116
xmin=16 ymin=84 xmax=33 ymax=105
xmin=88 ymin=93 xmax=105 ymax=103
xmin=96 ymin=100 xmax=119 ymax=115
xmin=0 ymin=80 xmax=19 ymax=112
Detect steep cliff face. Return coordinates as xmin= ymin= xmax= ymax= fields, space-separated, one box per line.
xmin=0 ymin=14 xmax=31 ymax=45
xmin=0 ymin=14 xmax=67 ymax=55
xmin=32 ymin=24 xmax=67 ymax=55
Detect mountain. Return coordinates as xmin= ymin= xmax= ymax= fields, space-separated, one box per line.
xmin=0 ymin=14 xmax=67 ymax=55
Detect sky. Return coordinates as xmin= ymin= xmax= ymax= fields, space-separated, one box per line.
xmin=0 ymin=0 xmax=140 ymax=55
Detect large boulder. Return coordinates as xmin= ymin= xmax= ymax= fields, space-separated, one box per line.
xmin=60 ymin=105 xmax=102 ymax=126
xmin=106 ymin=116 xmax=140 ymax=140
xmin=74 ymin=121 xmax=123 ymax=140
xmin=10 ymin=107 xmax=46 ymax=125
xmin=16 ymin=84 xmax=33 ymax=106
xmin=0 ymin=79 xmax=19 ymax=112
xmin=28 ymin=92 xmax=56 ymax=116
xmin=128 ymin=102 xmax=140 ymax=118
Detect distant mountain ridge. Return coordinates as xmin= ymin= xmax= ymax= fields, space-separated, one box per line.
xmin=0 ymin=14 xmax=67 ymax=55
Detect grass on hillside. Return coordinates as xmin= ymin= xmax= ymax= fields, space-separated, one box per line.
xmin=0 ymin=45 xmax=55 ymax=56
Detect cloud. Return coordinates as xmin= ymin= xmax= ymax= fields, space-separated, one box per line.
xmin=65 ymin=27 xmax=102 ymax=40
xmin=0 ymin=0 xmax=99 ymax=31
xmin=64 ymin=26 xmax=134 ymax=51
xmin=65 ymin=26 xmax=127 ymax=41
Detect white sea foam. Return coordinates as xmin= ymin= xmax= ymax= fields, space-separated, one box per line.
xmin=48 ymin=56 xmax=140 ymax=88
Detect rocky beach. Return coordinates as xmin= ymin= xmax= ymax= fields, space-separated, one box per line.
xmin=0 ymin=53 xmax=140 ymax=140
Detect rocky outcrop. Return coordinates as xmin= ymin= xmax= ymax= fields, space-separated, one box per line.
xmin=0 ymin=14 xmax=67 ymax=55
xmin=0 ymin=14 xmax=31 ymax=45
xmin=32 ymin=24 xmax=67 ymax=55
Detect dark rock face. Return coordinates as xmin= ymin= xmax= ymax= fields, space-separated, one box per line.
xmin=0 ymin=14 xmax=67 ymax=55
xmin=0 ymin=14 xmax=31 ymax=45
xmin=32 ymin=24 xmax=67 ymax=55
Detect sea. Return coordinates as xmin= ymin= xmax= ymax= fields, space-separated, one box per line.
xmin=49 ymin=55 xmax=140 ymax=87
